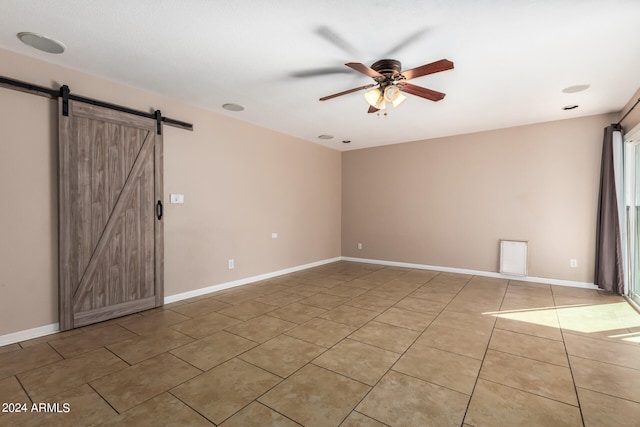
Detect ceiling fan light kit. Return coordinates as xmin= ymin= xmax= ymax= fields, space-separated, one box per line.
xmin=384 ymin=85 xmax=406 ymax=107
xmin=363 ymin=86 xmax=407 ymax=113
xmin=320 ymin=58 xmax=453 ymax=114
xmin=364 ymin=88 xmax=384 ymax=108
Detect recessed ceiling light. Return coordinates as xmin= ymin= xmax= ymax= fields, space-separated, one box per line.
xmin=222 ymin=103 xmax=244 ymax=112
xmin=562 ymin=84 xmax=590 ymax=94
xmin=342 ymin=140 xmax=351 ymax=144
xmin=17 ymin=32 xmax=65 ymax=54
xmin=563 ymin=105 xmax=579 ymax=110
xmin=318 ymin=134 xmax=333 ymax=140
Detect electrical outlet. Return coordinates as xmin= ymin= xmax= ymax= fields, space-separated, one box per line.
xmin=228 ymin=259 xmax=235 ymax=269
xmin=570 ymin=259 xmax=577 ymax=268
xmin=357 ymin=243 xmax=363 ymax=250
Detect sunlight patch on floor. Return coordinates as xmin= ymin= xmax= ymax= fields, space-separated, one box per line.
xmin=607 ymin=331 xmax=640 ymax=344
xmin=485 ymin=302 xmax=640 ymax=336
xmin=484 ymin=306 xmax=559 ymax=329
xmin=555 ymin=302 xmax=640 ymax=333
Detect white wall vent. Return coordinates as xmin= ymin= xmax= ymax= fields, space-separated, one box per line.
xmin=499 ymin=240 xmax=528 ymax=276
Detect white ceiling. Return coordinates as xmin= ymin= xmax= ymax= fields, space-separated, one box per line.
xmin=1 ymin=0 xmax=639 ymax=151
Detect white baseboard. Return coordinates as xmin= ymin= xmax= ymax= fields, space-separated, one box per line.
xmin=0 ymin=255 xmax=597 ymax=347
xmin=340 ymin=256 xmax=599 ymax=289
xmin=164 ymin=257 xmax=342 ymax=304
xmin=0 ymin=257 xmax=341 ymax=347
xmin=0 ymin=322 xmax=60 ymax=347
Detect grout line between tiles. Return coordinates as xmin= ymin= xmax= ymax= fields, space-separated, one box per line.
xmin=554 ymin=287 xmax=587 ymax=427
xmin=46 ymin=340 xmax=66 ymax=360
xmin=253 ymin=401 xmax=305 ymax=427
xmin=485 ymin=346 xmax=570 ymax=368
xmin=459 ymin=277 xmax=508 ymax=425
xmin=561 ymin=328 xmax=640 ymax=348
xmin=387 ymin=367 xmax=473 ymax=397
xmin=86 ymin=381 xmax=120 ymax=416
xmin=351 ymin=409 xmax=391 ymax=427
xmin=574 ymin=385 xmax=640 ymax=406
xmin=14 ymin=375 xmax=34 ymax=405
xmin=166 ymin=389 xmax=217 ymax=425
xmin=103 ymin=345 xmax=132 ymax=367
xmin=566 ymin=353 xmax=640 ymax=371
xmin=5 ymin=264 xmax=632 ymax=426
xmin=246 ymin=273 xmax=416 ymax=424
xmin=346 ymin=272 xmax=474 ymax=423
xmin=492 ymin=323 xmax=563 ymax=342
xmin=478 ymin=377 xmax=582 ymax=409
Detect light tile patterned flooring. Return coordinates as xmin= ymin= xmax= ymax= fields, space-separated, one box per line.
xmin=2 ymin=261 xmax=640 ymax=426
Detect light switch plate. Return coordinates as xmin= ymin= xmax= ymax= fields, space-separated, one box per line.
xmin=170 ymin=193 xmax=184 ymax=204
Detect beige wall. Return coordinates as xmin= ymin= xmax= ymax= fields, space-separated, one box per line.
xmin=342 ymin=113 xmax=616 ymax=282
xmin=0 ymin=48 xmax=341 ymax=336
xmin=0 ymin=44 xmax=634 ymax=338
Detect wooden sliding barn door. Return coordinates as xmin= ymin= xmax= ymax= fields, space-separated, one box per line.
xmin=58 ymin=100 xmax=163 ymax=331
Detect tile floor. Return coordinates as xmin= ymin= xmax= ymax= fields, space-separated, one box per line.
xmin=2 ymin=261 xmax=640 ymax=426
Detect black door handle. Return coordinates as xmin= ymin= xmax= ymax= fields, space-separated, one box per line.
xmin=156 ymin=200 xmax=163 ymax=220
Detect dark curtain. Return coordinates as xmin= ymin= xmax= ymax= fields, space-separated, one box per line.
xmin=594 ymin=125 xmax=624 ymax=294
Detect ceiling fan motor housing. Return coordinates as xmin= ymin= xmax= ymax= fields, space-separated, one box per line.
xmin=371 ymin=59 xmax=401 ymax=75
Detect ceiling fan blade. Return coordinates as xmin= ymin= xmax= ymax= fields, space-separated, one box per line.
xmin=316 ymin=26 xmax=358 ymax=56
xmin=368 ymin=105 xmax=379 ymax=114
xmin=398 ymin=82 xmax=446 ymax=101
xmin=319 ymin=84 xmax=376 ymax=101
xmin=290 ymin=67 xmax=354 ymax=78
xmin=400 ymin=59 xmax=454 ymax=81
xmin=345 ymin=63 xmax=384 ymax=79
xmin=381 ymin=28 xmax=429 ymax=58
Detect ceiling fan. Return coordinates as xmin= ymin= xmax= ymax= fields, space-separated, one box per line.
xmin=319 ymin=58 xmax=454 ymax=114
